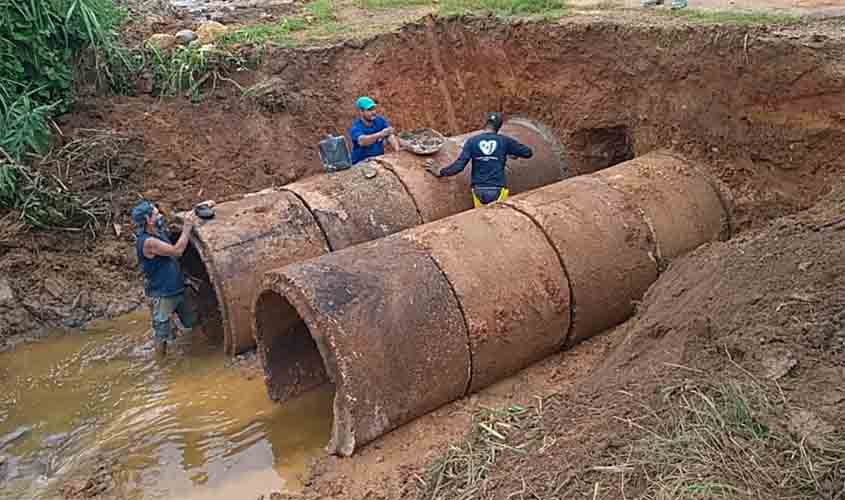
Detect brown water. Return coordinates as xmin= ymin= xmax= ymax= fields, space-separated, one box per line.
xmin=0 ymin=311 xmax=333 ymax=500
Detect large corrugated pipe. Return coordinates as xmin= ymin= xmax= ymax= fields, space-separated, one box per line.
xmin=180 ymin=118 xmax=568 ymax=356
xmin=253 ymin=150 xmax=732 ymax=456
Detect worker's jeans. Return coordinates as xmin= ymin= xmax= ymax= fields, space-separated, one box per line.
xmin=149 ymin=293 xmax=194 ymax=342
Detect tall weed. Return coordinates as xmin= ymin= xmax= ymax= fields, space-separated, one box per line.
xmin=0 ymin=0 xmax=128 ymax=229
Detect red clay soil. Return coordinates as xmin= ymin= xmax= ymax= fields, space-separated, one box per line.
xmin=3 ymin=15 xmax=845 ymax=348
xmin=0 ymin=11 xmax=843 ymax=500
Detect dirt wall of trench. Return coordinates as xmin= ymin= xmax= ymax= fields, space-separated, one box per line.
xmin=2 ymin=15 xmax=844 ymax=344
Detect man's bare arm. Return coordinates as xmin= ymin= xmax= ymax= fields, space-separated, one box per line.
xmin=144 ymin=220 xmax=194 ymax=259
xmin=357 ymin=127 xmax=395 ymax=147
xmin=388 ymin=133 xmax=400 ymax=152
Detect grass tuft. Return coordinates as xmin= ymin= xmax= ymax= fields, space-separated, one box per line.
xmin=610 ymin=381 xmax=845 ymax=500
xmin=656 ymin=8 xmax=802 ymax=25
xmin=438 ymin=0 xmax=568 ymax=18
xmin=217 ymin=0 xmax=337 ymax=48
xmin=358 ymin=0 xmax=434 ymax=10
xmin=1 ymin=128 xmax=136 ymax=232
xmin=306 ymin=0 xmax=338 ymax=23
xmin=414 ymin=403 xmax=541 ymax=499
xmin=218 ymin=19 xmax=308 ymax=47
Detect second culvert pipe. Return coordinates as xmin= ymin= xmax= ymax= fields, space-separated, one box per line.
xmin=253 ymin=151 xmax=732 ymax=456
xmin=180 ymin=118 xmax=568 ymax=356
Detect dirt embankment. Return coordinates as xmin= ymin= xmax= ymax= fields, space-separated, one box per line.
xmin=272 ymin=158 xmax=845 ymax=500
xmin=3 ymin=16 xmax=844 ymax=348
xmin=398 ymin=183 xmax=845 ymax=500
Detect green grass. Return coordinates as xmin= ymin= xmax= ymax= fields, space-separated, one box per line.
xmin=306 ymin=0 xmax=338 ymax=23
xmin=657 ymin=8 xmax=801 ymax=25
xmin=218 ymin=0 xmax=337 ymax=48
xmin=0 ymin=0 xmax=138 ymax=231
xmin=0 ymin=0 xmax=131 ymax=160
xmin=217 ymin=18 xmax=308 ymax=47
xmin=0 ymin=153 xmax=106 ymax=231
xmin=147 ymin=45 xmax=211 ymax=101
xmin=438 ymin=0 xmax=568 ymax=18
xmin=357 ymin=0 xmax=434 ymax=10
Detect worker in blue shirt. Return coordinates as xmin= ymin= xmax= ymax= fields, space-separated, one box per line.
xmin=426 ymin=113 xmax=533 ymax=207
xmin=131 ymin=200 xmax=197 ymax=358
xmin=348 ymin=96 xmax=400 ymax=164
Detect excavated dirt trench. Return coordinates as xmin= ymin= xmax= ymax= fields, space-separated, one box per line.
xmin=161 ymin=18 xmax=844 ymax=456
xmin=55 ymin=16 xmax=845 ymax=231
xmin=140 ymin=18 xmax=845 ymax=361
xmin=2 ymin=13 xmax=844 ymax=500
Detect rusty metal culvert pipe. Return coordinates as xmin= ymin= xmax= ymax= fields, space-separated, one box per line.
xmin=181 ymin=118 xmax=568 ymax=356
xmin=253 ymin=150 xmax=732 ymax=456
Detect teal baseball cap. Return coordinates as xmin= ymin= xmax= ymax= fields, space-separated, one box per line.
xmin=356 ymin=96 xmax=376 ymax=111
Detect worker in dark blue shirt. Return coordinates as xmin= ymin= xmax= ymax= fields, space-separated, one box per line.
xmin=348 ymin=96 xmax=400 ymax=164
xmin=132 ymin=200 xmax=197 ymax=358
xmin=426 ymin=113 xmax=533 ymax=207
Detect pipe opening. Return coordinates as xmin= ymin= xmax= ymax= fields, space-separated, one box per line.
xmin=570 ymin=125 xmax=635 ymax=174
xmin=255 ymin=289 xmax=333 ymax=403
xmin=180 ymin=241 xmax=225 ymax=346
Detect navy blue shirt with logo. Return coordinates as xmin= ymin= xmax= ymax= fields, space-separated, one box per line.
xmin=349 ymin=116 xmax=391 ymax=164
xmin=439 ymin=132 xmax=533 ymax=188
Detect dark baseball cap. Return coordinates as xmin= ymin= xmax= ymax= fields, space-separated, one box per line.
xmin=486 ymin=112 xmax=503 ymax=131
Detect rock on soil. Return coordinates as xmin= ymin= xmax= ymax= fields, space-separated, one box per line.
xmin=195 ymin=21 xmax=228 ymax=45
xmin=175 ymin=29 xmax=197 ymax=45
xmin=146 ymin=33 xmax=178 ymax=50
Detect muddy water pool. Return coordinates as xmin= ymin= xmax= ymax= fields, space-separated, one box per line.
xmin=0 ymin=311 xmax=332 ymax=499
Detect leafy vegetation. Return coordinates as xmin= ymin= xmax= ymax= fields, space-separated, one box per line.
xmin=148 ymin=45 xmax=212 ymax=101
xmin=0 ymin=0 xmax=133 ymax=230
xmin=0 ymin=150 xmax=107 ymax=231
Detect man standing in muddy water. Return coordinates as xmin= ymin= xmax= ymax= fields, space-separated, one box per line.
xmin=348 ymin=96 xmax=401 ymax=164
xmin=131 ymin=200 xmax=197 ymax=357
xmin=425 ymin=112 xmax=533 ymax=207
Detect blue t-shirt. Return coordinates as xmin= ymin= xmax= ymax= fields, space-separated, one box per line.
xmin=439 ymin=132 xmax=533 ymax=188
xmin=136 ymin=230 xmax=185 ymax=297
xmin=349 ymin=116 xmax=390 ymax=164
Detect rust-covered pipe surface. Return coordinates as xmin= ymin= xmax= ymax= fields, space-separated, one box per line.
xmin=183 ymin=118 xmax=568 ymax=355
xmin=254 ymin=150 xmax=731 ymax=456
xmin=502 ymin=175 xmax=659 ymax=347
xmin=400 ymin=206 xmax=571 ymax=393
xmin=256 ymin=237 xmax=471 ymax=456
